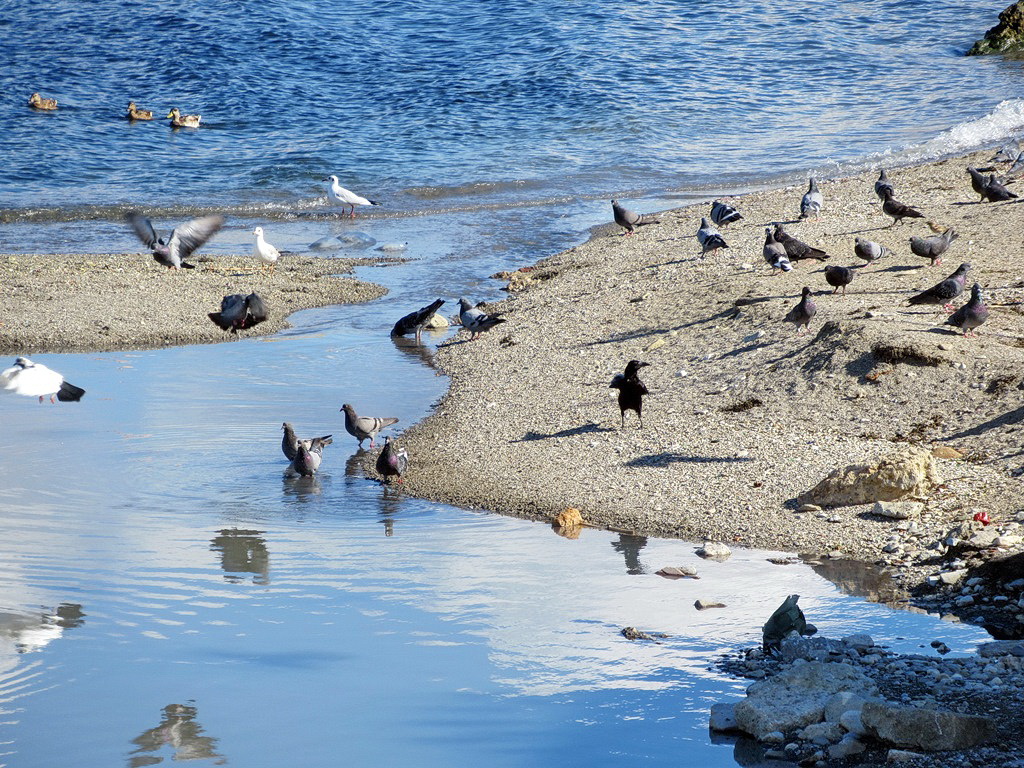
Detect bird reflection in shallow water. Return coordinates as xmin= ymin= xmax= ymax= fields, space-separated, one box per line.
xmin=210 ymin=529 xmax=270 ymax=585
xmin=128 ymin=702 xmax=225 ymax=766
xmin=390 ymin=332 xmax=440 ymax=368
xmin=282 ymin=472 xmax=323 ymax=501
xmin=611 ymin=533 xmax=648 ymax=575
xmin=344 ymin=447 xmax=368 ymax=485
xmin=0 ymin=602 xmax=85 ymax=654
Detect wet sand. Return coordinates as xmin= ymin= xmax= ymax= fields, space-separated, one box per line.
xmin=0 ymin=252 xmax=389 ymax=354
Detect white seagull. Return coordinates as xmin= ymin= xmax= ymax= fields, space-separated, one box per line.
xmin=252 ymin=226 xmax=280 ymax=271
xmin=1 ymin=357 xmax=86 ymax=404
xmin=323 ymin=175 xmax=381 ymax=217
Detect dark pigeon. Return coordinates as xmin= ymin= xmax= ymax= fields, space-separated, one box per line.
xmin=773 ymin=223 xmax=829 ymax=262
xmin=281 ymin=422 xmax=333 ymax=462
xmin=874 ymin=169 xmax=895 ymax=202
xmin=967 ymin=166 xmax=988 ymax=201
xmin=376 ymin=435 xmax=409 ymax=484
xmin=824 ymin=265 xmax=854 ymax=295
xmin=710 ymin=200 xmax=743 ymax=226
xmin=880 ymin=187 xmax=924 ymax=225
xmin=341 ymin=403 xmax=399 ymax=448
xmin=609 ymin=360 xmax=649 ymax=428
xmin=910 ymin=228 xmax=957 ymax=267
xmin=908 ymin=262 xmax=971 ymax=311
xmin=946 ymin=283 xmax=989 ymax=337
xmin=784 ymin=287 xmax=816 ymax=333
xmin=126 ymin=211 xmax=225 ymax=270
xmin=391 ymin=298 xmax=445 ymax=342
xmin=209 ymin=293 xmax=268 ymax=332
xmin=984 ymin=173 xmax=1018 ymax=202
xmin=291 ymin=435 xmax=332 ymax=477
xmin=763 ymin=228 xmax=793 ymax=273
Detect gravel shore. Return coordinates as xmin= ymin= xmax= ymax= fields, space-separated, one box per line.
xmin=400 ymin=149 xmax=1024 ymax=597
xmin=0 ymin=252 xmax=388 ymax=354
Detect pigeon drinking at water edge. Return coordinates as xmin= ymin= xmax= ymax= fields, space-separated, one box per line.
xmin=1 ymin=357 xmax=85 ymax=403
xmin=376 ymin=436 xmax=409 ymax=484
xmin=391 ymin=299 xmax=445 ymax=342
xmin=610 ymin=200 xmax=657 ymax=235
xmin=341 ymin=403 xmax=399 ymax=449
xmin=292 ymin=435 xmax=332 ymax=477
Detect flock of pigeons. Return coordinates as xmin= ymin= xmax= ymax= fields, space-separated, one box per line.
xmin=613 ymin=162 xmax=1002 ymax=340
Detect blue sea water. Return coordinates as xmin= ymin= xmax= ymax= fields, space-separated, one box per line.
xmin=0 ymin=2 xmax=1018 ymax=766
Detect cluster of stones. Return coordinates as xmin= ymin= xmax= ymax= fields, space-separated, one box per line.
xmin=712 ymin=631 xmax=1024 ymax=766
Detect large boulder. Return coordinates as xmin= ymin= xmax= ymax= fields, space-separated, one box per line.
xmin=968 ymin=1 xmax=1024 ymax=56
xmin=861 ymin=701 xmax=996 ymax=751
xmin=733 ymin=661 xmax=876 ymax=740
xmin=799 ymin=446 xmax=940 ymax=508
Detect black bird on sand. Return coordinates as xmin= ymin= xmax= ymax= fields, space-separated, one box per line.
xmin=879 ymin=188 xmax=924 ymax=226
xmin=390 ymin=298 xmax=445 ymax=342
xmin=208 ymin=293 xmax=268 ymax=332
xmin=824 ymin=265 xmax=854 ymax=295
xmin=773 ymin=223 xmax=829 ymax=263
xmin=784 ymin=287 xmax=817 ymax=333
xmin=609 ymin=360 xmax=649 ymax=428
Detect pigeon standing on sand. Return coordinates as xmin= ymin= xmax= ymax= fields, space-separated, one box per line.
xmin=879 ymin=188 xmax=924 ymax=226
xmin=609 ymin=360 xmax=649 ymax=428
xmin=824 ymin=265 xmax=854 ymax=295
xmin=908 ymin=262 xmax=971 ymax=311
xmin=292 ymin=435 xmax=332 ymax=477
xmin=281 ymin=422 xmax=333 ymax=462
xmin=763 ymin=228 xmax=793 ymax=274
xmin=126 ymin=212 xmax=225 ymax=270
xmin=967 ymin=166 xmax=989 ymax=201
xmin=459 ymin=297 xmax=506 ymax=340
xmin=208 ymin=293 xmax=268 ymax=332
xmin=945 ymin=283 xmax=989 ymax=337
xmin=874 ymin=169 xmax=895 ymax=201
xmin=1 ymin=357 xmax=85 ymax=404
xmin=340 ymin=403 xmax=399 ymax=449
xmin=376 ymin=435 xmax=409 ymax=484
xmin=253 ymin=226 xmax=280 ymax=271
xmin=710 ymin=200 xmax=743 ymax=226
xmin=773 ymin=223 xmax=829 ymax=263
xmin=799 ymin=177 xmax=823 ymax=219
xmin=853 ymin=237 xmax=890 ymax=266
xmin=323 ymin=175 xmax=381 ymax=217
xmin=983 ymin=173 xmax=1018 ymax=202
xmin=696 ymin=217 xmax=728 ymax=256
xmin=910 ymin=228 xmax=957 ymax=267
xmin=784 ymin=287 xmax=816 ymax=333
xmin=611 ymin=200 xmax=657 ymax=235
xmin=391 ymin=299 xmax=445 ymax=342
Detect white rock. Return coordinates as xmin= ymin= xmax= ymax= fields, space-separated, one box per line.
xmin=872 ymin=501 xmax=923 ymax=520
xmin=995 ymin=535 xmax=1022 ymax=548
xmin=937 ymin=569 xmax=967 ymax=586
xmin=840 ymin=709 xmax=866 ymax=736
xmin=887 ymin=749 xmax=923 ymax=763
xmin=829 ymin=733 xmax=866 ymax=759
xmin=709 ymin=702 xmax=738 ymax=732
xmin=696 ymin=541 xmax=731 ymax=560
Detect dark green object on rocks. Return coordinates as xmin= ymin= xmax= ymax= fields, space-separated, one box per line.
xmin=968 ymin=1 xmax=1024 ymax=56
xmin=762 ymin=594 xmax=818 ymax=652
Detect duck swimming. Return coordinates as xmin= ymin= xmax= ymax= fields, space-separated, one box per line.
xmin=28 ymin=92 xmax=58 ymax=110
xmin=166 ymin=107 xmax=201 ymax=128
xmin=126 ymin=101 xmax=153 ymax=120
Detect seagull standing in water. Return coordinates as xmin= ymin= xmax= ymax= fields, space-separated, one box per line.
xmin=323 ymin=175 xmax=381 ymax=217
xmin=1 ymin=357 xmax=85 ymax=403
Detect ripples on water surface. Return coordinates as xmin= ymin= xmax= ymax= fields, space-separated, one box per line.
xmin=0 ymin=0 xmax=1017 ymax=764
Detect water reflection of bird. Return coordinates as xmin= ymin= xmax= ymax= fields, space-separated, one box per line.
xmin=210 ymin=528 xmax=270 ymax=585
xmin=390 ymin=333 xmax=437 ymax=367
xmin=282 ymin=473 xmax=323 ymax=501
xmin=345 ymin=447 xmax=368 ymax=483
xmin=611 ymin=533 xmax=648 ymax=575
xmin=128 ymin=703 xmax=225 ymax=767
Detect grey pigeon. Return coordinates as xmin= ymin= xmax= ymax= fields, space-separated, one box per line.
xmin=967 ymin=166 xmax=989 ymax=201
xmin=784 ymin=287 xmax=816 ymax=333
xmin=341 ymin=403 xmax=399 ymax=448
xmin=824 ymin=265 xmax=854 ymax=295
xmin=874 ymin=169 xmax=895 ymax=202
xmin=696 ymin=217 xmax=728 ymax=256
xmin=459 ymin=297 xmax=506 ymax=340
xmin=209 ymin=293 xmax=268 ymax=332
xmin=376 ymin=435 xmax=408 ymax=484
xmin=710 ymin=200 xmax=743 ymax=226
xmin=983 ymin=173 xmax=1018 ymax=202
xmin=799 ymin=177 xmax=823 ymax=219
xmin=879 ymin=187 xmax=924 ymax=225
xmin=291 ymin=435 xmax=332 ymax=477
xmin=126 ymin=211 xmax=225 ymax=270
xmin=1 ymin=356 xmax=85 ymax=403
xmin=773 ymin=223 xmax=829 ymax=262
xmin=945 ymin=283 xmax=989 ymax=337
xmin=281 ymin=422 xmax=333 ymax=462
xmin=391 ymin=298 xmax=445 ymax=342
xmin=853 ymin=237 xmax=890 ymax=266
xmin=611 ymin=199 xmax=657 ymax=235
xmin=609 ymin=360 xmax=649 ymax=428
xmin=909 ymin=228 xmax=957 ymax=267
xmin=992 ymin=142 xmax=1020 ymax=164
xmin=763 ymin=228 xmax=793 ymax=273
xmin=908 ymin=262 xmax=971 ymax=311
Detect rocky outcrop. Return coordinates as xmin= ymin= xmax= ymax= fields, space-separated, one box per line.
xmin=968 ymin=2 xmax=1024 ymax=56
xmin=798 ymin=446 xmax=941 ymax=508
xmin=861 ymin=701 xmax=996 ymax=751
